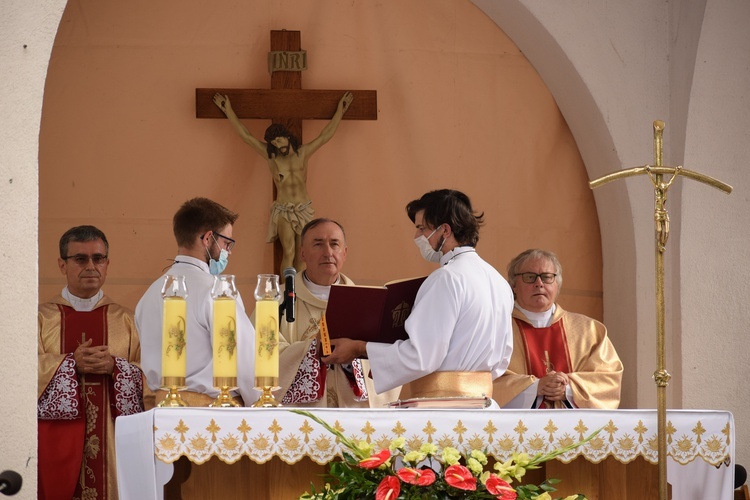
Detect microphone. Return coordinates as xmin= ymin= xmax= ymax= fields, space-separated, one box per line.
xmin=0 ymin=470 xmax=22 ymax=495
xmin=283 ymin=267 xmax=296 ymax=323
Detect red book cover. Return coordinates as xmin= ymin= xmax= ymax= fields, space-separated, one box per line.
xmin=324 ymin=276 xmax=427 ymax=344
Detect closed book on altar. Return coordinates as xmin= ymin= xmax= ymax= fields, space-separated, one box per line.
xmin=324 ymin=276 xmax=427 ymax=345
xmin=387 ymin=396 xmax=492 ymax=409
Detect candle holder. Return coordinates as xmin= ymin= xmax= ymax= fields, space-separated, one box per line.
xmin=158 ymin=377 xmax=188 ymax=408
xmin=209 ymin=377 xmax=241 ymax=407
xmin=251 ymin=376 xmax=281 ymax=407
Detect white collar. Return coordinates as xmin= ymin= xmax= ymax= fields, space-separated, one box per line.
xmin=62 ymin=286 xmax=103 ymax=312
xmin=303 ymin=272 xmax=340 ymax=301
xmin=440 ymin=246 xmax=476 ymax=266
xmin=516 ymin=303 xmax=556 ymax=328
xmin=172 ymin=255 xmax=210 ymax=273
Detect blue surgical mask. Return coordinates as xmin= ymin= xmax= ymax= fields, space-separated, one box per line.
xmin=207 ymin=235 xmax=229 ymax=275
xmin=208 ymin=248 xmax=229 ymax=275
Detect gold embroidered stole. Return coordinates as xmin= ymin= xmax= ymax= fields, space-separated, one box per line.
xmin=59 ymin=304 xmax=111 ymax=499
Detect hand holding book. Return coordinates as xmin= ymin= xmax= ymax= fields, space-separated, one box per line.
xmin=320 ymin=338 xmax=367 ymax=365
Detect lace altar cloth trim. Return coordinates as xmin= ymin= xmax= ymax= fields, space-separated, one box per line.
xmin=151 ymin=408 xmax=732 ymax=467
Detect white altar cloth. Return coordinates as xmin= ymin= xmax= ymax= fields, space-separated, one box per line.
xmin=115 ymin=408 xmax=734 ymax=500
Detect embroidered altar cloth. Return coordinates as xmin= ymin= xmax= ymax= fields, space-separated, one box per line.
xmin=115 ymin=408 xmax=734 ymax=500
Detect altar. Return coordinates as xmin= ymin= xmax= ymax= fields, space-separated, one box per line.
xmin=115 ymin=407 xmax=735 ymax=499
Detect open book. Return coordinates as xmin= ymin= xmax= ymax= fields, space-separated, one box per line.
xmin=321 ymin=276 xmax=427 ymax=354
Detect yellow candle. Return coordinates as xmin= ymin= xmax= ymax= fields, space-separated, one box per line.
xmin=161 ymin=296 xmax=187 ymax=378
xmin=254 ymin=299 xmax=279 ymax=378
xmin=212 ymin=297 xmax=237 ymax=378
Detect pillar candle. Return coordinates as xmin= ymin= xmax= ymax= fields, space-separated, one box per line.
xmin=254 ymin=299 xmax=279 ymax=378
xmin=212 ymin=296 xmax=237 ymax=378
xmin=161 ymin=296 xmax=187 ymax=379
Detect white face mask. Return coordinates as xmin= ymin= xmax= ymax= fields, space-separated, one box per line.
xmin=414 ymin=227 xmax=445 ymax=263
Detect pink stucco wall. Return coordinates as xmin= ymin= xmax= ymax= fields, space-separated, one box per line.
xmin=39 ymin=0 xmax=601 ymax=319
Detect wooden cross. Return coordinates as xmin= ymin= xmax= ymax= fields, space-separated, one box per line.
xmin=589 ymin=120 xmax=732 ymax=500
xmin=196 ymin=30 xmax=377 ymax=270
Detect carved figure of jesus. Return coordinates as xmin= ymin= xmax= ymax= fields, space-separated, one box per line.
xmin=213 ymin=91 xmax=353 ymax=273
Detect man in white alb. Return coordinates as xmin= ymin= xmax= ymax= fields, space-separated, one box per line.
xmin=136 ymin=197 xmax=258 ymax=406
xmin=322 ymin=189 xmax=514 ymax=406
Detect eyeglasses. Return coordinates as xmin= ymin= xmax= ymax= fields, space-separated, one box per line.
xmin=214 ymin=232 xmax=236 ymax=251
xmin=63 ymin=254 xmax=108 ymax=266
xmin=518 ymin=272 xmax=557 ymax=284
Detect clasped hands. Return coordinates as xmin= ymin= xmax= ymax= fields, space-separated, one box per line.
xmin=537 ymin=370 xmax=569 ymax=402
xmin=74 ymin=338 xmax=115 ymax=375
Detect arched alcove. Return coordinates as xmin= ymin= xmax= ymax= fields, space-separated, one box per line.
xmin=39 ymin=0 xmax=605 ymax=349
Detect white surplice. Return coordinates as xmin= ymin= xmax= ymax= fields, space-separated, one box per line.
xmin=366 ymin=247 xmax=514 ymax=395
xmin=135 ymin=256 xmax=259 ymax=403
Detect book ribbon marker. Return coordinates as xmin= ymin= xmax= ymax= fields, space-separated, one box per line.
xmin=319 ymin=315 xmax=332 ymax=356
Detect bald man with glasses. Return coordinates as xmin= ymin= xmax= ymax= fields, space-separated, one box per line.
xmin=493 ymin=248 xmax=623 ymax=409
xmin=38 ymin=225 xmax=144 ymax=500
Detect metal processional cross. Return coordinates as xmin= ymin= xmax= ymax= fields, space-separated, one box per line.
xmin=589 ymin=120 xmax=732 ymax=500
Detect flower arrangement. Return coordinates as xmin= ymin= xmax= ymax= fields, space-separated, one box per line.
xmin=293 ymin=409 xmax=599 ymax=500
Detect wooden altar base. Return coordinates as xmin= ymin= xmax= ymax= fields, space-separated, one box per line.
xmin=547 ymin=456 xmax=666 ymax=499
xmin=166 ymin=456 xmax=327 ymax=500
xmin=164 ymin=454 xmax=663 ymax=499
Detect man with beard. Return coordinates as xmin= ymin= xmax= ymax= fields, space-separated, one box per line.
xmin=136 ymin=197 xmax=258 ymax=407
xmin=38 ymin=225 xmax=144 ymax=499
xmin=212 ymin=91 xmax=353 ymax=274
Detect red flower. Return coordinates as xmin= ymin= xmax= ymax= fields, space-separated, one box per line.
xmin=396 ymin=466 xmax=437 ymax=486
xmin=444 ymin=464 xmax=477 ymax=491
xmin=485 ymin=474 xmax=517 ymax=499
xmin=359 ymin=449 xmax=391 ymax=469
xmin=376 ymin=475 xmax=400 ymax=500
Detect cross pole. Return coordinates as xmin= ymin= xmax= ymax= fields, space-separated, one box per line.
xmin=589 ymin=120 xmax=732 ymax=500
xmin=195 ymin=30 xmax=377 ymax=270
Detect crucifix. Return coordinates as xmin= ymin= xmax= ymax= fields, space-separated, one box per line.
xmin=589 ymin=120 xmax=732 ymax=500
xmin=196 ymin=30 xmax=377 ymax=274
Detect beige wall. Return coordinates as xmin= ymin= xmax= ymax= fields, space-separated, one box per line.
xmin=0 ymin=1 xmax=66 ymax=497
xmin=38 ymin=3 xmax=602 ymax=316
xmin=3 ymin=1 xmax=748 ymax=496
xmin=478 ymin=0 xmax=750 ymax=468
